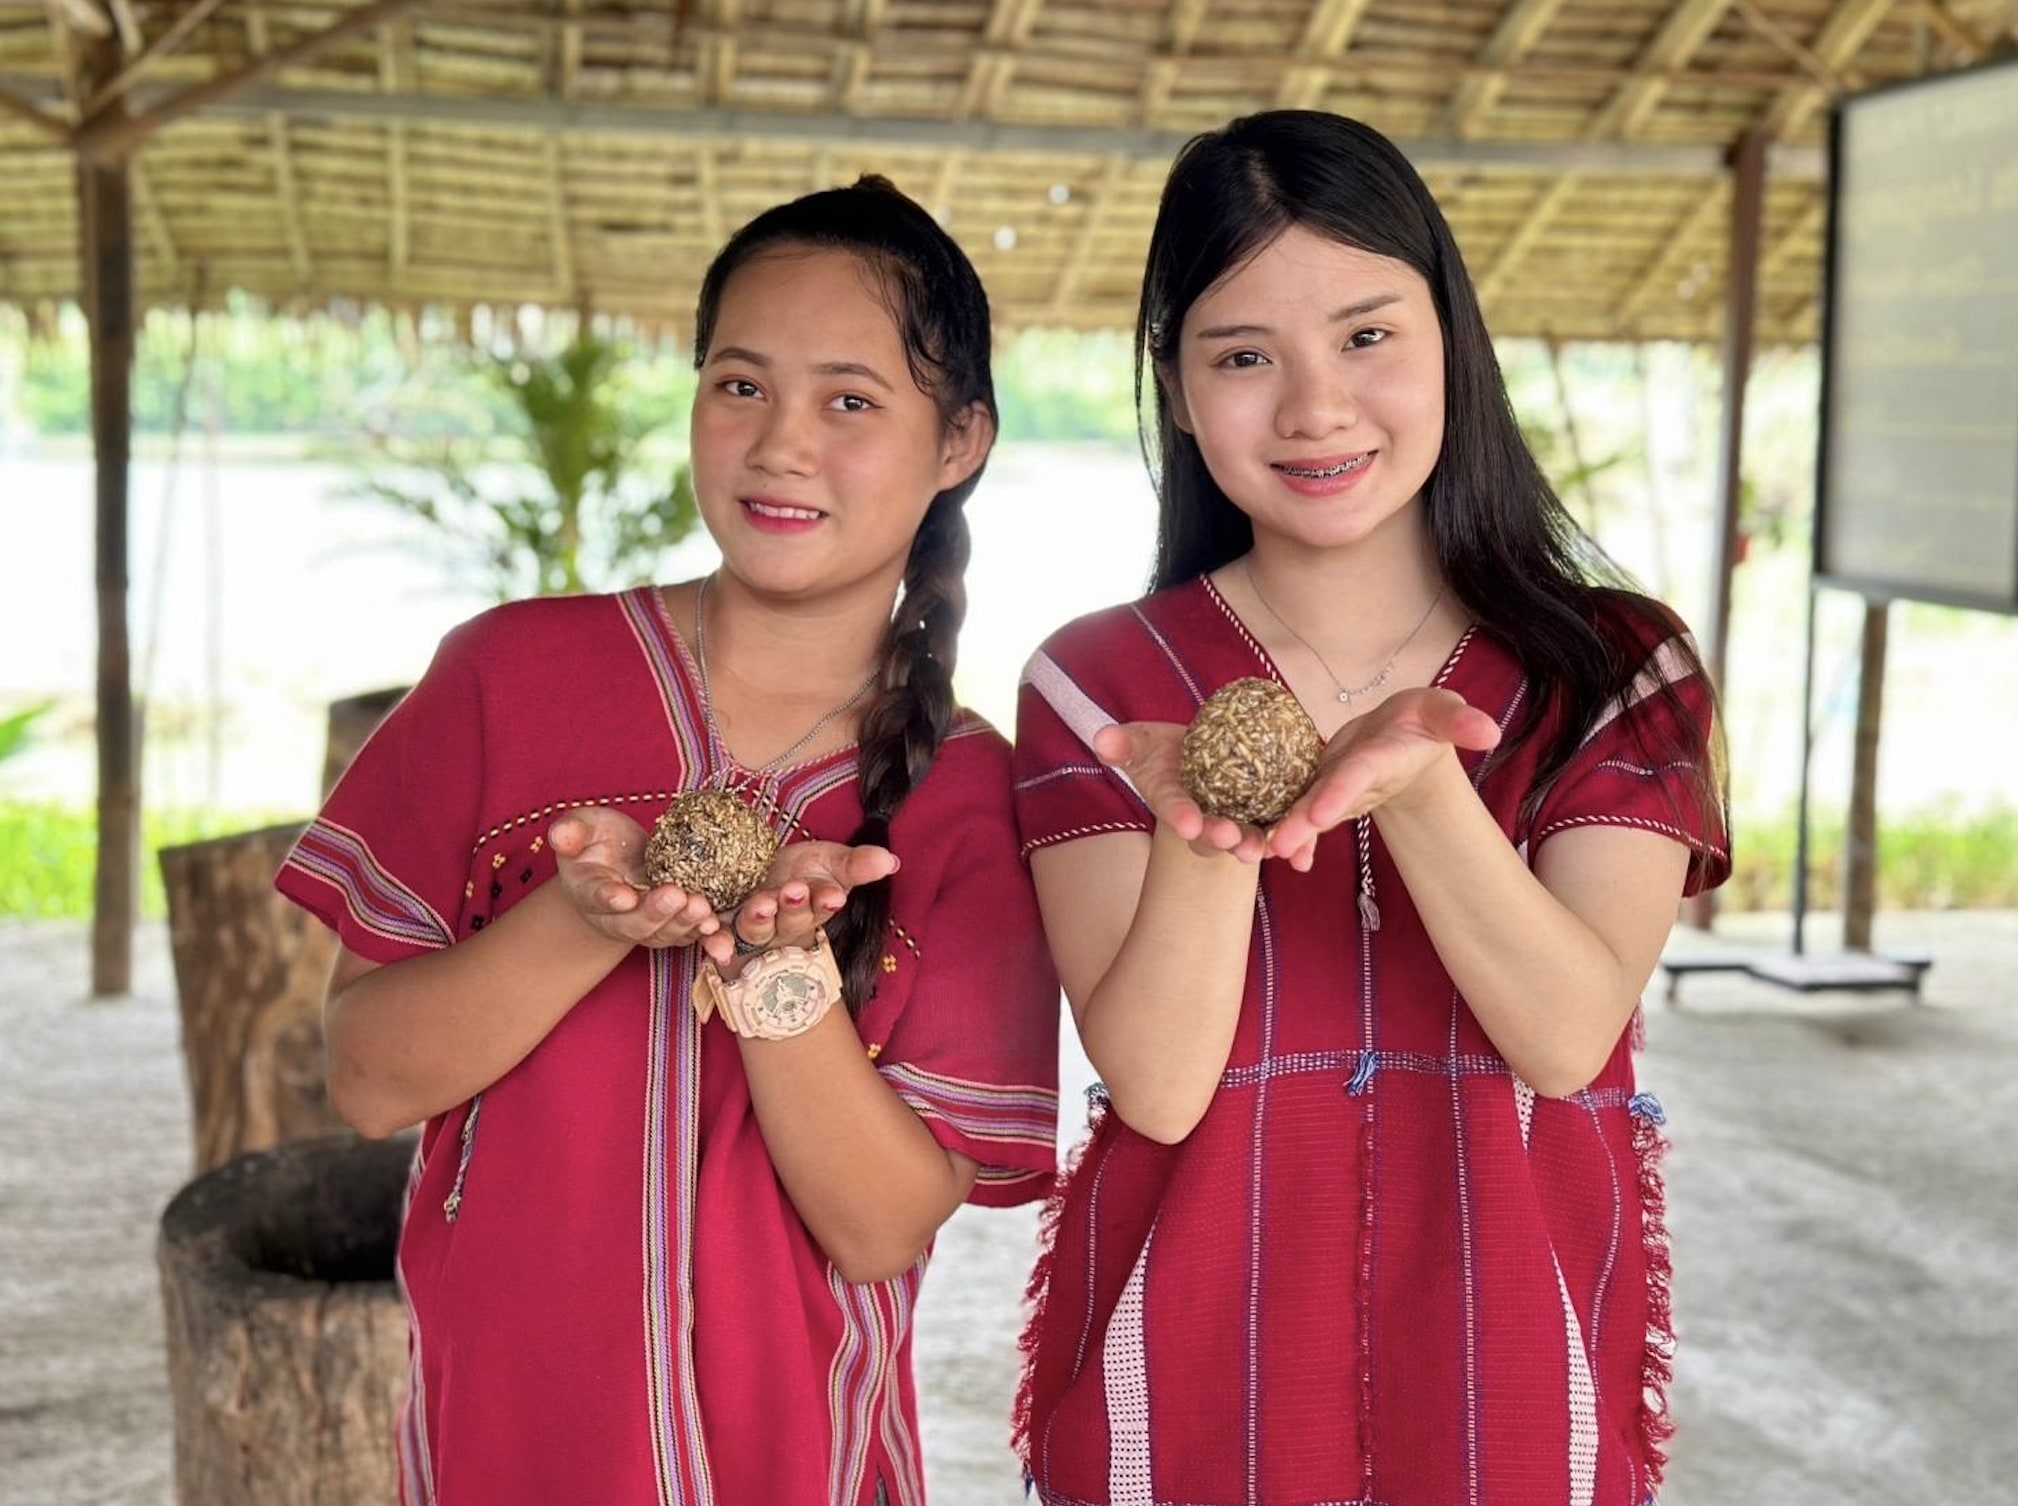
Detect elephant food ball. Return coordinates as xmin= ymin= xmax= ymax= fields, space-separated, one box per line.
xmin=644 ymin=791 xmax=780 ymax=911
xmin=1179 ymin=677 xmax=1323 ymax=827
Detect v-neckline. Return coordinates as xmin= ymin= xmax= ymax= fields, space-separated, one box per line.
xmin=640 ymin=584 xmax=867 ymax=790
xmin=1194 ymin=572 xmax=1478 ymax=718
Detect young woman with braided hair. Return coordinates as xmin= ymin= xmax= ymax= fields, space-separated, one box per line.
xmin=278 ymin=177 xmax=1059 ymax=1505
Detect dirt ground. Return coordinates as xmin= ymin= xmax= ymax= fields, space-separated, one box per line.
xmin=4 ymin=910 xmax=2016 ymax=1505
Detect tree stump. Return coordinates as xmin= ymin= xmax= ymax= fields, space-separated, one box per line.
xmin=322 ymin=688 xmax=408 ymax=799
xmin=159 ymin=824 xmax=345 ymax=1174
xmin=158 ymin=1132 xmax=414 ymax=1506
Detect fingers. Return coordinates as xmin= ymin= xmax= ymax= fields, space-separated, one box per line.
xmin=1421 ymin=690 xmax=1503 ymax=751
xmin=1091 ymin=721 xmax=1144 ymax=768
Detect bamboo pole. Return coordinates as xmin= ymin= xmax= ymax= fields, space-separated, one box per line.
xmin=74 ymin=0 xmax=434 ymax=162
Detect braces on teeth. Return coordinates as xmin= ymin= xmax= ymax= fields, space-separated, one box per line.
xmin=1277 ymin=457 xmax=1369 ymax=479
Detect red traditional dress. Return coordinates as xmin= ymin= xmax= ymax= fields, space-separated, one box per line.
xmin=277 ymin=586 xmax=1060 ymax=1506
xmin=1011 ymin=577 xmax=1727 ymax=1506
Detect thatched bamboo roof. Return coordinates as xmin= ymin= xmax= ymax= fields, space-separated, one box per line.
xmin=1 ymin=0 xmax=2013 ymax=343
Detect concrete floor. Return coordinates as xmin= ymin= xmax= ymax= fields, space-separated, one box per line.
xmin=3 ymin=911 xmax=2014 ymax=1506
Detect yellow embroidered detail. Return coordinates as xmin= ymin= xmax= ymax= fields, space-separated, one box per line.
xmin=881 ymin=954 xmax=899 ymax=973
xmin=492 ymin=853 xmax=507 ymax=870
xmin=866 ymin=1043 xmax=883 ymax=1060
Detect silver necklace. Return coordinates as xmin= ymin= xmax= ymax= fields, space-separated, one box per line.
xmin=691 ymin=573 xmax=880 ymax=775
xmin=1244 ymin=562 xmax=1444 ymax=706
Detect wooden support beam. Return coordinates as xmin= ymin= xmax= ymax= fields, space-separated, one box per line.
xmin=42 ymin=0 xmax=84 ymax=115
xmin=1438 ymin=0 xmax=1570 ymax=138
xmin=1706 ymin=130 xmax=1765 ymax=697
xmin=1913 ymin=0 xmax=1988 ymax=60
xmin=103 ymin=0 xmax=140 ymax=52
xmin=1761 ymin=196 xmax=1824 ymax=278
xmin=0 ymin=79 xmax=70 ymax=138
xmin=1842 ymin=601 xmax=1888 ymax=951
xmin=79 ymin=31 xmax=137 ymax=996
xmin=80 ymin=0 xmax=228 ymax=118
xmin=982 ymin=0 xmax=1046 ymax=46
xmin=387 ymin=121 xmax=409 ymax=286
xmin=927 ymin=148 xmax=962 ymax=222
xmin=1135 ymin=56 xmax=1177 ymax=123
xmin=73 ymin=0 xmax=434 ymax=162
xmin=551 ymin=0 xmax=583 ymax=98
xmin=380 ymin=22 xmax=410 ymax=287
xmin=1478 ymin=176 xmax=1577 ymax=304
xmin=50 ymin=0 xmax=111 ymax=41
xmin=544 ymin=135 xmax=572 ymax=302
xmin=269 ymin=114 xmax=312 ymax=287
xmin=706 ymin=0 xmax=740 ymax=106
xmin=131 ymin=157 xmax=179 ymax=281
xmin=1047 ymin=155 xmax=1124 ymax=316
xmin=837 ymin=41 xmax=871 ymax=114
xmin=2 ymin=72 xmax=1829 ymax=179
xmin=1730 ymin=0 xmax=1856 ymax=95
xmin=1275 ymin=0 xmax=1374 ymax=109
xmin=695 ymin=141 xmax=722 ymax=247
xmin=1759 ymin=0 xmax=1894 ymax=141
xmin=1585 ymin=0 xmax=1733 ymax=140
xmin=1611 ymin=182 xmax=1728 ymax=326
xmin=1163 ymin=0 xmax=1213 ymax=54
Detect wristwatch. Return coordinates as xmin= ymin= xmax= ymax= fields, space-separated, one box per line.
xmin=692 ymin=927 xmax=844 ymax=1040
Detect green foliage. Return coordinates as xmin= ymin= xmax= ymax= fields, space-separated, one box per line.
xmin=1722 ymin=800 xmax=2018 ymax=912
xmin=0 ymin=702 xmax=55 ymax=768
xmin=995 ymin=328 xmax=1140 ymax=444
xmin=0 ymin=803 xmax=278 ymax=920
xmin=350 ymin=334 xmax=699 ymax=600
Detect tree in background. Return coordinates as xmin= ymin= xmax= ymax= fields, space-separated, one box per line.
xmin=351 ymin=333 xmax=698 ymax=600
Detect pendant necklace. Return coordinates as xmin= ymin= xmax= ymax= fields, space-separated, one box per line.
xmin=1244 ymin=561 xmax=1444 ymax=706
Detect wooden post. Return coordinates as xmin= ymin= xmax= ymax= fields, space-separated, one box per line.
xmin=1708 ymin=130 xmax=1766 ymax=702
xmin=80 ymin=38 xmax=138 ymax=996
xmin=1843 ymin=600 xmax=1889 ymax=951
xmin=1683 ymin=128 xmax=1766 ymax=930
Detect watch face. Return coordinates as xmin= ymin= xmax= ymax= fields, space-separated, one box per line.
xmin=751 ymin=965 xmax=833 ymax=1034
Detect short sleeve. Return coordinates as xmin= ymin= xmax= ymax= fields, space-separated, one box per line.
xmin=1011 ymin=638 xmax=1151 ymax=857
xmin=874 ymin=747 xmax=1061 ymax=1208
xmin=274 ymin=617 xmax=488 ymax=963
xmin=1528 ymin=606 xmax=1730 ymax=896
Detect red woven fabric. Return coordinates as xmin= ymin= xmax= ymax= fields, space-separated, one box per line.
xmin=1012 ymin=577 xmax=1726 ymax=1506
xmin=277 ymin=587 xmax=1060 ymax=1506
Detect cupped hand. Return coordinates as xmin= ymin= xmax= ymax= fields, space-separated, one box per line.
xmin=699 ymin=839 xmax=901 ymax=971
xmin=1092 ymin=720 xmax=1269 ymax=863
xmin=548 ymin=806 xmax=724 ymax=949
xmin=1265 ymin=687 xmax=1502 ymax=871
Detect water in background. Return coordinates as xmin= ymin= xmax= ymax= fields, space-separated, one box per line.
xmin=3 ymin=440 xmax=2016 ymax=819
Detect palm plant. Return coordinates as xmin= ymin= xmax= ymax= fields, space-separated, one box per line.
xmin=353 ymin=334 xmax=698 ymax=601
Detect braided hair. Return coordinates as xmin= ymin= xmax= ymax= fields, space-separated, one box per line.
xmin=692 ymin=177 xmax=997 ymax=1012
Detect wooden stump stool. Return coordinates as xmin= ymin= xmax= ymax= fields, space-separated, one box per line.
xmin=158 ymin=1132 xmax=415 ymax=1506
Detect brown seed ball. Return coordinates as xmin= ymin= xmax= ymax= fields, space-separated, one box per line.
xmin=644 ymin=791 xmax=781 ymax=912
xmin=1180 ymin=677 xmax=1323 ymax=827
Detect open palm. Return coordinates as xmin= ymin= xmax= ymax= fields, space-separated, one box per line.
xmin=548 ymin=805 xmax=723 ymax=949
xmin=1266 ymin=687 xmax=1502 ymax=869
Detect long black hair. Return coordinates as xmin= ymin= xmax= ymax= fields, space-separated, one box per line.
xmin=693 ymin=175 xmax=996 ymax=1011
xmin=1138 ymin=110 xmax=1721 ymax=821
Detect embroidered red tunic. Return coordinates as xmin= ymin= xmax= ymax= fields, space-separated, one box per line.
xmin=1011 ymin=577 xmax=1727 ymax=1506
xmin=277 ymin=586 xmax=1060 ymax=1506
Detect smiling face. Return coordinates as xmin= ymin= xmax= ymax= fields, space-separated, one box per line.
xmin=1167 ymin=223 xmax=1447 ymax=558
xmin=690 ymin=247 xmax=991 ymax=602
